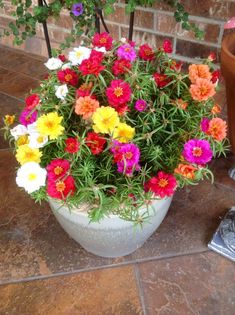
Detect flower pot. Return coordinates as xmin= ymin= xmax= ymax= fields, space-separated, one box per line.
xmin=221 ymin=33 xmax=235 ymax=154
xmin=49 ymin=196 xmax=173 ymax=258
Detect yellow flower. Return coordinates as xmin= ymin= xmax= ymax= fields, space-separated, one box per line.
xmin=16 ymin=145 xmax=42 ymax=165
xmin=113 ymin=122 xmax=135 ymax=143
xmin=16 ymin=135 xmax=29 ymax=147
xmin=4 ymin=115 xmax=15 ymax=126
xmin=92 ymin=106 xmax=119 ymax=134
xmin=36 ymin=112 xmax=64 ymax=140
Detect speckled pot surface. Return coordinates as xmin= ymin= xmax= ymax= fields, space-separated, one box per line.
xmin=49 ymin=196 xmax=173 ymax=258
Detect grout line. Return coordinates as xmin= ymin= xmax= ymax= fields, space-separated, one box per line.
xmin=0 ymin=90 xmax=25 ymax=102
xmin=134 ymin=264 xmax=148 ymax=315
xmin=0 ymin=248 xmax=209 ymax=287
xmin=0 ymin=64 xmax=43 ymax=82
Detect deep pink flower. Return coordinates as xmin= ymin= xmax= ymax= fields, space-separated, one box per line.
xmin=162 ymin=39 xmax=173 ymax=53
xmin=153 ymin=73 xmax=171 ymax=88
xmin=144 ymin=171 xmax=177 ymax=198
xmin=211 ymin=70 xmax=220 ymax=84
xmin=79 ymin=50 xmax=105 ymax=76
xmin=86 ymin=132 xmax=106 ymax=155
xmin=57 ymin=69 xmax=78 ymax=87
xmin=200 ymin=118 xmax=210 ymax=133
xmin=182 ymin=139 xmax=213 ymax=165
xmin=47 ymin=175 xmax=76 ymax=199
xmin=134 ymin=100 xmax=147 ymax=112
xmin=92 ymin=32 xmax=113 ymax=50
xmin=106 ymin=79 xmax=132 ymax=106
xmin=112 ymin=59 xmax=132 ymax=76
xmin=46 ymin=159 xmax=70 ymax=180
xmin=19 ymin=109 xmax=37 ymax=126
xmin=65 ymin=138 xmax=80 ymax=154
xmin=25 ymin=94 xmax=40 ymax=110
xmin=138 ymin=44 xmax=155 ymax=61
xmin=58 ymin=54 xmax=66 ymax=62
xmin=116 ymin=44 xmax=136 ymax=62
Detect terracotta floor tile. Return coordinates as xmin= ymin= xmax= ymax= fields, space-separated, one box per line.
xmin=132 ymin=179 xmax=235 ymax=261
xmin=0 ymin=67 xmax=39 ymax=99
xmin=0 ymin=265 xmax=143 ymax=315
xmin=138 ymin=252 xmax=235 ymax=315
xmin=211 ymin=153 xmax=235 ymax=190
xmin=0 ymin=151 xmax=130 ymax=284
xmin=0 ymin=93 xmax=23 ymax=149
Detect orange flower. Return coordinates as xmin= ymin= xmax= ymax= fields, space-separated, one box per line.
xmin=207 ymin=118 xmax=227 ymax=141
xmin=174 ymin=163 xmax=197 ymax=179
xmin=189 ymin=78 xmax=216 ymax=102
xmin=75 ymin=96 xmax=99 ymax=120
xmin=188 ymin=64 xmax=212 ymax=83
xmin=176 ymin=98 xmax=188 ymax=110
xmin=211 ymin=103 xmax=221 ymax=114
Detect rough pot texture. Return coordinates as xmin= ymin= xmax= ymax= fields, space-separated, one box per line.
xmin=221 ymin=33 xmax=235 ymax=154
xmin=49 ymin=196 xmax=173 ymax=258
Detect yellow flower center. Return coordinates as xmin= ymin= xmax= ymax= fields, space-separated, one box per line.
xmin=76 ymin=51 xmax=83 ymax=58
xmin=199 ymin=86 xmax=208 ymax=96
xmin=158 ymin=179 xmax=168 ymax=188
xmin=100 ymin=38 xmax=107 ymax=44
xmin=37 ymin=136 xmax=44 ymax=143
xmin=125 ymin=47 xmax=131 ymax=52
xmin=114 ymin=87 xmax=123 ymax=97
xmin=193 ymin=147 xmax=202 ymax=157
xmin=28 ymin=173 xmax=37 ymax=181
xmin=54 ymin=166 xmax=63 ymax=175
xmin=56 ymin=181 xmax=66 ymax=192
xmin=124 ymin=152 xmax=133 ymax=160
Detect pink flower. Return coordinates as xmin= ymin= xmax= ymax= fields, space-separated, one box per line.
xmin=47 ymin=175 xmax=76 ymax=199
xmin=162 ymin=39 xmax=173 ymax=53
xmin=46 ymin=159 xmax=70 ymax=180
xmin=138 ymin=44 xmax=155 ymax=61
xmin=200 ymin=118 xmax=210 ymax=133
xmin=144 ymin=171 xmax=177 ymax=198
xmin=116 ymin=44 xmax=136 ymax=62
xmin=182 ymin=139 xmax=213 ymax=165
xmin=25 ymin=94 xmax=40 ymax=110
xmin=57 ymin=68 xmax=78 ymax=87
xmin=134 ymin=100 xmax=147 ymax=112
xmin=19 ymin=109 xmax=37 ymax=126
xmin=106 ymin=79 xmax=132 ymax=106
xmin=92 ymin=32 xmax=113 ymax=50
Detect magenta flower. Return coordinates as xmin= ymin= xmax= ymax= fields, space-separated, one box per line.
xmin=134 ymin=100 xmax=147 ymax=112
xmin=200 ymin=118 xmax=210 ymax=133
xmin=71 ymin=3 xmax=83 ymax=16
xmin=115 ymin=143 xmax=141 ymax=175
xmin=19 ymin=109 xmax=37 ymax=126
xmin=182 ymin=139 xmax=213 ymax=165
xmin=116 ymin=44 xmax=137 ymax=62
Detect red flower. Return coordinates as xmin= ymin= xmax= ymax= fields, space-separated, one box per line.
xmin=106 ymin=79 xmax=132 ymax=106
xmin=25 ymin=94 xmax=40 ymax=110
xmin=112 ymin=59 xmax=132 ymax=76
xmin=138 ymin=44 xmax=155 ymax=61
xmin=211 ymin=70 xmax=220 ymax=84
xmin=79 ymin=50 xmax=105 ymax=76
xmin=47 ymin=175 xmax=76 ymax=199
xmin=113 ymin=103 xmax=130 ymax=116
xmin=170 ymin=61 xmax=183 ymax=72
xmin=76 ymin=82 xmax=94 ymax=98
xmin=47 ymin=159 xmax=70 ymax=180
xmin=92 ymin=32 xmax=113 ymax=50
xmin=162 ymin=39 xmax=173 ymax=53
xmin=144 ymin=171 xmax=177 ymax=198
xmin=57 ymin=69 xmax=78 ymax=87
xmin=86 ymin=132 xmax=106 ymax=155
xmin=58 ymin=54 xmax=66 ymax=62
xmin=153 ymin=73 xmax=171 ymax=88
xmin=65 ymin=138 xmax=80 ymax=154
xmin=208 ymin=52 xmax=216 ymax=62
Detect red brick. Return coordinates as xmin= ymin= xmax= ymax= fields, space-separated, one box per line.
xmin=155 ymin=12 xmax=179 ymax=34
xmin=176 ymin=39 xmax=219 ymax=59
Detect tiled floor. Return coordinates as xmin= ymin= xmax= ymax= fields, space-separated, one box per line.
xmin=0 ymin=44 xmax=235 ymax=315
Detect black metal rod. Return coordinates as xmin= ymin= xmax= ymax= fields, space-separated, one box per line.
xmin=38 ymin=0 xmax=52 ymax=58
xmin=99 ymin=10 xmax=109 ymax=33
xmin=128 ymin=11 xmax=135 ymax=41
xmin=95 ymin=8 xmax=101 ymax=33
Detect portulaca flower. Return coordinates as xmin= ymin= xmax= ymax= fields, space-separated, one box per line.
xmin=27 ymin=122 xmax=37 ymax=134
xmin=120 ymin=37 xmax=127 ymax=43
xmin=62 ymin=62 xmax=72 ymax=70
xmin=68 ymin=46 xmax=91 ymax=65
xmin=55 ymin=84 xmax=68 ymax=100
xmin=44 ymin=57 xmax=63 ymax=70
xmin=93 ymin=47 xmax=106 ymax=53
xmin=16 ymin=162 xmax=47 ymax=194
xmin=28 ymin=133 xmax=48 ymax=149
xmin=10 ymin=124 xmax=28 ymax=140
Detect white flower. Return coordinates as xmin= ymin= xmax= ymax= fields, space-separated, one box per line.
xmin=16 ymin=162 xmax=47 ymax=194
xmin=10 ymin=124 xmax=28 ymax=140
xmin=120 ymin=37 xmax=127 ymax=43
xmin=27 ymin=122 xmax=37 ymax=134
xmin=28 ymin=133 xmax=48 ymax=149
xmin=55 ymin=84 xmax=68 ymax=100
xmin=44 ymin=57 xmax=63 ymax=70
xmin=62 ymin=62 xmax=72 ymax=70
xmin=93 ymin=47 xmax=106 ymax=53
xmin=68 ymin=46 xmax=91 ymax=65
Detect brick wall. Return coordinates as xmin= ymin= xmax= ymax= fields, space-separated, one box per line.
xmin=0 ymin=0 xmax=235 ymax=62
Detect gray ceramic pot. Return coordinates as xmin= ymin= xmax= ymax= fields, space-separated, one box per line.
xmin=49 ymin=196 xmax=173 ymax=258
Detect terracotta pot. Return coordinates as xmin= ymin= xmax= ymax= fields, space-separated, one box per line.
xmin=221 ymin=33 xmax=235 ymax=154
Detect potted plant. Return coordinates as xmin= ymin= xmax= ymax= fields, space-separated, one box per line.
xmin=3 ymin=33 xmax=228 ymax=257
xmin=221 ymin=18 xmax=235 ymax=155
